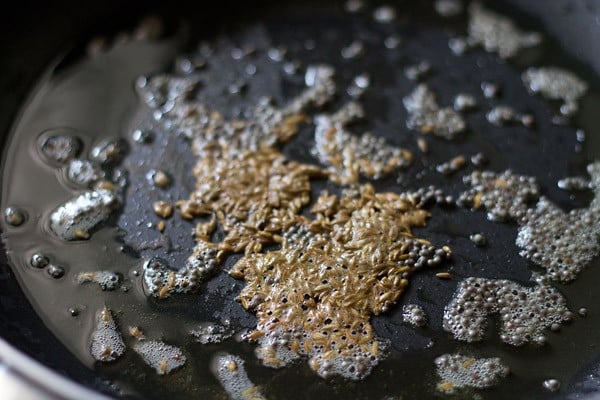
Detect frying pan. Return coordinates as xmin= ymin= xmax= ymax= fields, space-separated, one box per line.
xmin=2 ymin=0 xmax=600 ymax=399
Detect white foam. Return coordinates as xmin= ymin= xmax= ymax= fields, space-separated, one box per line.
xmin=90 ymin=307 xmax=125 ymax=362
xmin=133 ymin=340 xmax=186 ymax=375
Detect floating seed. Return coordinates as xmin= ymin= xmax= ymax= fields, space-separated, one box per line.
xmin=89 ymin=138 xmax=126 ymax=165
xmin=436 ymin=155 xmax=466 ymax=175
xmin=153 ymin=200 xmax=173 ymax=219
xmin=486 ymin=105 xmax=518 ymax=126
xmin=469 ymin=233 xmax=486 ymax=246
xmin=30 ymin=253 xmax=49 ymax=269
xmin=129 ymin=326 xmax=146 ymax=341
xmin=417 ymin=137 xmax=428 ymax=153
xmin=47 ymin=264 xmax=65 ymax=279
xmin=149 ymin=169 xmax=170 ymax=188
xmin=4 ymin=207 xmax=26 ymax=227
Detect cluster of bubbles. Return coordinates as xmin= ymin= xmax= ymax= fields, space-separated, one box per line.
xmin=76 ymin=270 xmax=121 ymax=291
xmin=402 ymin=304 xmax=427 ymax=327
xmin=37 ymin=130 xmax=127 ymax=241
xmin=449 ymin=3 xmax=541 ymax=59
xmin=517 ymin=195 xmax=600 ymax=283
xmin=443 ymin=277 xmax=572 ymax=346
xmin=90 ymin=307 xmax=125 ymax=362
xmin=485 ymin=105 xmax=535 ymax=128
xmin=458 ymin=170 xmax=540 ymax=222
xmin=133 ymin=340 xmax=186 ymax=375
xmin=190 ymin=320 xmax=234 ymax=344
xmin=461 ymin=163 xmax=600 ymax=283
xmin=403 ymin=84 xmax=466 ymax=140
xmin=522 ymin=67 xmax=588 ymax=117
xmin=435 ymin=353 xmax=510 ymax=394
xmin=210 ymin=353 xmax=266 ymax=400
xmin=142 ymin=256 xmax=206 ymax=298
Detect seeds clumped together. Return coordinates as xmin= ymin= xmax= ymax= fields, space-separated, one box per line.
xmin=443 ymin=277 xmax=571 ymax=346
xmin=231 ymin=185 xmax=450 ymax=379
xmin=140 ymin=65 xmax=337 ymax=294
xmin=435 ymin=353 xmax=510 ymax=394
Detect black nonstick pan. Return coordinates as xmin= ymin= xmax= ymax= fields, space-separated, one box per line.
xmin=2 ymin=1 xmax=600 ymax=399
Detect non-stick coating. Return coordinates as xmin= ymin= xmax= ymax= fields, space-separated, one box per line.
xmin=2 ymin=1 xmax=600 ymax=399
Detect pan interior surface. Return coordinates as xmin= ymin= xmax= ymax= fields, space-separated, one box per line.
xmin=1 ymin=1 xmax=600 ymax=399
